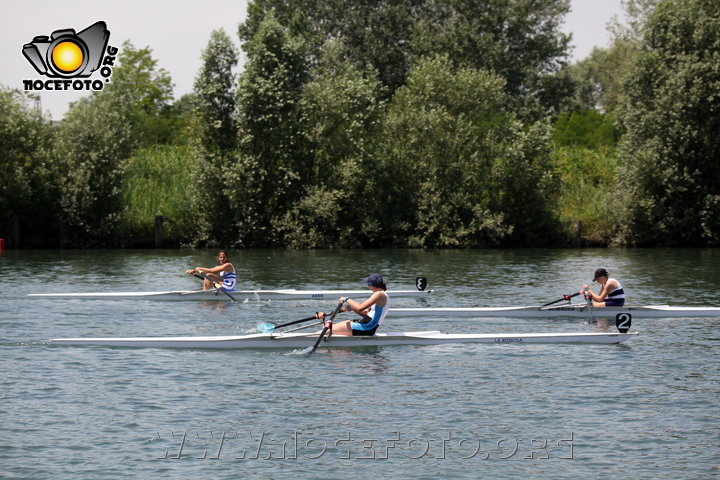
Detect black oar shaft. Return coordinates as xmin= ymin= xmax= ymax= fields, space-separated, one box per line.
xmin=311 ymin=301 xmax=345 ymax=353
xmin=193 ymin=272 xmax=236 ymax=302
xmin=273 ymin=314 xmax=321 ymax=330
xmin=311 ymin=325 xmax=331 ymax=353
xmin=583 ymin=289 xmax=595 ymax=322
xmin=541 ymin=291 xmax=580 ymax=307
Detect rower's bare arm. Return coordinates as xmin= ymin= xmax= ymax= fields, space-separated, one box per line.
xmin=356 ymin=291 xmax=386 ymax=311
xmin=204 ymin=263 xmax=232 ymax=274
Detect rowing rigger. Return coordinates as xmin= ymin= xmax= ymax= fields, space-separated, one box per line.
xmin=50 ymin=330 xmax=637 ymax=349
xmin=387 ymin=304 xmax=720 ymax=319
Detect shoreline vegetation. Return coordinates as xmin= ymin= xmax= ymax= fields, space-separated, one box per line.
xmin=2 ymin=0 xmax=719 ymax=249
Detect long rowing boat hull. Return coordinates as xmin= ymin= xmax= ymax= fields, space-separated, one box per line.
xmin=29 ymin=289 xmax=431 ymax=301
xmin=50 ymin=330 xmax=637 ymax=349
xmin=389 ymin=304 xmax=720 ymax=319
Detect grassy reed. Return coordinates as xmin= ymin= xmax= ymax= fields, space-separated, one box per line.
xmin=121 ymin=144 xmax=195 ymax=238
xmin=551 ymin=145 xmax=620 ymax=243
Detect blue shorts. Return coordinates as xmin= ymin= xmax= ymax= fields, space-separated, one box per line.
xmin=351 ymin=326 xmax=379 ymax=336
xmin=605 ymin=298 xmax=625 ymax=307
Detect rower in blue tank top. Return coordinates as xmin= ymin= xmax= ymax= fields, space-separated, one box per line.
xmin=185 ymin=250 xmax=237 ymax=292
xmin=582 ymin=268 xmax=625 ymax=307
xmin=331 ymin=273 xmax=389 ymax=336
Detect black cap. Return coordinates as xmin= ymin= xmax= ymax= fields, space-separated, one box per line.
xmin=363 ymin=273 xmax=383 ymax=287
xmin=593 ymin=268 xmax=609 ymax=282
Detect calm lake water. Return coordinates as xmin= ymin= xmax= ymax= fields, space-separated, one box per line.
xmin=1 ymin=249 xmax=718 ymax=479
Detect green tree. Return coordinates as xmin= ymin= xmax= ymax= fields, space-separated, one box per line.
xmin=240 ymin=0 xmax=417 ymax=96
xmin=226 ymin=11 xmax=310 ymax=246
xmin=616 ymin=0 xmax=720 ymax=246
xmin=567 ymin=41 xmax=639 ymax=114
xmin=375 ymin=56 xmax=559 ymax=247
xmin=193 ymin=29 xmax=238 ymax=152
xmin=121 ymin=144 xmax=195 ymax=240
xmin=240 ymin=0 xmax=574 ymax=114
xmin=551 ymin=145 xmax=620 ymax=243
xmin=106 ymin=42 xmax=174 ymax=145
xmin=56 ymin=92 xmax=137 ymax=245
xmin=553 ymin=109 xmax=621 ymax=148
xmin=608 ymin=0 xmax=659 ymax=43
xmin=187 ymin=29 xmax=239 ymax=246
xmin=274 ymin=39 xmax=387 ymax=247
xmin=0 ymin=87 xmax=57 ymax=247
xmin=567 ymin=0 xmax=659 ymax=113
xmin=412 ymin=0 xmax=573 ymax=116
xmin=56 ymin=42 xmax=174 ymax=246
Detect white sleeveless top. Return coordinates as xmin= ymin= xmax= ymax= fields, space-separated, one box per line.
xmin=219 ymin=264 xmax=236 ymax=291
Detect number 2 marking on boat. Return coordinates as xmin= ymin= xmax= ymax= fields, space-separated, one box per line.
xmin=615 ymin=313 xmax=632 ymax=333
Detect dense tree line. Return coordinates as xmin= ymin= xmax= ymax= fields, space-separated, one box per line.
xmin=0 ymin=0 xmax=718 ymax=248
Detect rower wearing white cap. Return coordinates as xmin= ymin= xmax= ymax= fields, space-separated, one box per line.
xmin=582 ymin=268 xmax=625 ymax=307
xmin=331 ymin=273 xmax=389 ymax=336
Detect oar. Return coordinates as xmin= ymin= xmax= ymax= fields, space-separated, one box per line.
xmin=257 ymin=313 xmax=324 ymax=333
xmin=193 ymin=272 xmax=236 ymax=302
xmin=541 ymin=291 xmax=580 ymax=307
xmin=583 ymin=288 xmax=595 ymax=323
xmin=310 ymin=300 xmax=345 ymax=353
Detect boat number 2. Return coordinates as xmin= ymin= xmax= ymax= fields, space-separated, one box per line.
xmin=615 ymin=313 xmax=632 ymax=333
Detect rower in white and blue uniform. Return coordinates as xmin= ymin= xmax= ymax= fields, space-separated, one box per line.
xmin=582 ymin=268 xmax=625 ymax=307
xmin=185 ymin=250 xmax=237 ymax=292
xmin=331 ymin=274 xmax=389 ymax=336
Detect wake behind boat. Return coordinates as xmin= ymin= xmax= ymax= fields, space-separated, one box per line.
xmin=388 ymin=304 xmax=720 ymax=318
xmin=28 ymin=288 xmax=432 ymax=301
xmin=50 ymin=330 xmax=637 ymax=349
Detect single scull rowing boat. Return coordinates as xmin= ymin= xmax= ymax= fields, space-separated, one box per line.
xmin=388 ymin=304 xmax=720 ymax=318
xmin=50 ymin=330 xmax=637 ymax=349
xmin=29 ymin=288 xmax=432 ymax=301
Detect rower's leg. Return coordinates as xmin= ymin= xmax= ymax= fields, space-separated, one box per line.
xmin=329 ymin=320 xmax=353 ymax=336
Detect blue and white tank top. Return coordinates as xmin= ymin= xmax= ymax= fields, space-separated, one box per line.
xmin=352 ymin=293 xmax=389 ymax=331
xmin=606 ymin=278 xmax=625 ymax=302
xmin=219 ymin=265 xmax=236 ymax=292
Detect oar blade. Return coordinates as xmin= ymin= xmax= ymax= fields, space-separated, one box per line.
xmin=257 ymin=322 xmax=275 ymax=333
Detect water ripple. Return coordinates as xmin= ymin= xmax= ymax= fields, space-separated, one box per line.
xmin=1 ymin=249 xmax=719 ymax=478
